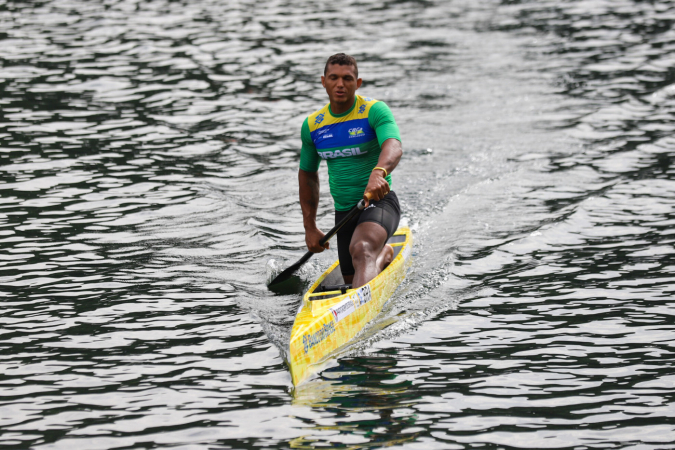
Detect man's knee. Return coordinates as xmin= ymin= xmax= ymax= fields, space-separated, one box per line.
xmin=349 ymin=239 xmax=376 ymax=262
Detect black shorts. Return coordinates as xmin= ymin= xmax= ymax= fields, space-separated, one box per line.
xmin=335 ymin=191 xmax=401 ymax=277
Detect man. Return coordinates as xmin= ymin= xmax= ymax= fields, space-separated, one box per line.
xmin=298 ymin=53 xmax=403 ymax=288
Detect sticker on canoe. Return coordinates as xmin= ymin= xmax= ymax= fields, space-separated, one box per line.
xmin=329 ymin=298 xmax=356 ymax=323
xmin=302 ymin=319 xmax=335 ymax=354
xmin=329 ymin=285 xmax=372 ymax=325
xmin=351 ymin=285 xmax=372 ymax=307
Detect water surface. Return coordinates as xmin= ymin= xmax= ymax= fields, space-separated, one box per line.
xmin=1 ymin=0 xmax=675 ymax=448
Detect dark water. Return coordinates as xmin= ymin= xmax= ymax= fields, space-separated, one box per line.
xmin=1 ymin=0 xmax=675 ymax=448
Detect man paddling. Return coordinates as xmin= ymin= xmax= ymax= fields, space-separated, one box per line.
xmin=299 ymin=53 xmax=403 ymax=288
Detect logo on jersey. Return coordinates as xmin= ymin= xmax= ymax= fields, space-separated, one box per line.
xmin=358 ymin=105 xmax=366 ymax=114
xmin=314 ymin=113 xmax=325 ymax=125
xmin=318 ymin=147 xmax=367 ymax=159
xmin=322 ymin=134 xmax=333 ymax=139
xmin=348 ymin=127 xmax=364 ymax=137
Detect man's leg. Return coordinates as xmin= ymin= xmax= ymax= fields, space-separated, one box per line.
xmin=346 ymin=191 xmax=400 ymax=287
xmin=336 ymin=210 xmax=360 ymax=285
xmin=349 ymin=222 xmax=394 ymax=288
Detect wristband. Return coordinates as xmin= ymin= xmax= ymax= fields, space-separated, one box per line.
xmin=373 ymin=167 xmax=387 ymax=177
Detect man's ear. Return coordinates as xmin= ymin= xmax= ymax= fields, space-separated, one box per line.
xmin=321 ymin=76 xmax=326 ymax=87
xmin=356 ymin=78 xmax=363 ymax=89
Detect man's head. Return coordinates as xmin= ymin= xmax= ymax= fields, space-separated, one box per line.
xmin=322 ymin=53 xmax=362 ymax=113
xmin=323 ymin=53 xmax=358 ymax=79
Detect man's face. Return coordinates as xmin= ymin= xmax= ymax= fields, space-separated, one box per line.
xmin=321 ymin=64 xmax=362 ymax=107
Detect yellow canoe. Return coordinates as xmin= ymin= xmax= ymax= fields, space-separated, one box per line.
xmin=288 ymin=227 xmax=413 ymax=386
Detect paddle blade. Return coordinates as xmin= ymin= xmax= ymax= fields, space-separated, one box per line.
xmin=268 ymin=251 xmax=313 ymax=291
xmin=268 ymin=261 xmax=307 ymax=294
xmin=268 ymin=261 xmax=302 ymax=287
xmin=268 ymin=273 xmax=304 ymax=295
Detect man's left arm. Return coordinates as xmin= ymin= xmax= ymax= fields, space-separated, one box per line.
xmin=364 ymin=101 xmax=402 ymax=204
xmin=365 ymin=138 xmax=401 ymax=203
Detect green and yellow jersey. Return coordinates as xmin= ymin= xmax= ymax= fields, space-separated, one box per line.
xmin=299 ymin=95 xmax=401 ymax=211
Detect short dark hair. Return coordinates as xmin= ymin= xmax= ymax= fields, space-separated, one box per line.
xmin=324 ymin=53 xmax=358 ymax=78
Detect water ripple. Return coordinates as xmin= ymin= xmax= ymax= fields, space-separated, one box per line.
xmin=1 ymin=0 xmax=675 ymax=448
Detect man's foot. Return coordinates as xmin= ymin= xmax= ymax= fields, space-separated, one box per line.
xmin=376 ymin=244 xmax=394 ymax=272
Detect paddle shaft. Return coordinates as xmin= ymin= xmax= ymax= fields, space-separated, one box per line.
xmin=268 ymin=198 xmax=367 ymax=287
xmin=318 ymin=198 xmax=366 ymax=247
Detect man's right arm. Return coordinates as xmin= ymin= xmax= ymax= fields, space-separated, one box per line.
xmin=298 ymin=118 xmax=327 ymax=253
xmin=299 ymin=169 xmax=328 ymax=253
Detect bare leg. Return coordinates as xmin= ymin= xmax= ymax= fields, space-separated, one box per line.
xmin=350 ymin=222 xmax=389 ymax=288
xmin=342 ymin=246 xmax=391 ymax=286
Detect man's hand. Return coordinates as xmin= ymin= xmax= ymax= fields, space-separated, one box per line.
xmin=363 ymin=169 xmax=390 ymax=206
xmin=305 ymin=226 xmax=329 ymax=253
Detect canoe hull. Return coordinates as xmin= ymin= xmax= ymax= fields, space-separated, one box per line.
xmin=289 ymin=227 xmax=413 ymax=385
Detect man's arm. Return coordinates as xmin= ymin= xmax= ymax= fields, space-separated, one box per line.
xmin=298 ymin=117 xmax=326 ymax=253
xmin=299 ymin=168 xmax=329 ymax=253
xmin=365 ymin=101 xmax=403 ymax=205
xmin=364 ymin=138 xmax=402 ymax=204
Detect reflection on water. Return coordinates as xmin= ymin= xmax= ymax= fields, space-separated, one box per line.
xmin=1 ymin=0 xmax=674 ymax=448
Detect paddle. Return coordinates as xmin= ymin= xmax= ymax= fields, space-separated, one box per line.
xmin=268 ymin=195 xmax=370 ymax=289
